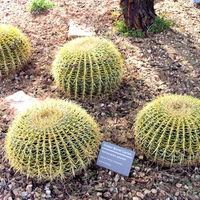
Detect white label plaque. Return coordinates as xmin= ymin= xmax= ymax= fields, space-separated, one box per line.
xmin=97 ymin=141 xmax=135 ymax=176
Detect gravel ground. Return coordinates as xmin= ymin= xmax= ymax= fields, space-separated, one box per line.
xmin=0 ymin=0 xmax=200 ymax=199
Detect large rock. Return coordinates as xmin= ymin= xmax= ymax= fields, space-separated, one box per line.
xmin=5 ymin=91 xmax=40 ymax=113
xmin=68 ymin=19 xmax=95 ymax=40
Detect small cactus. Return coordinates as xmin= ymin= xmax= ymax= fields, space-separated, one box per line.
xmin=134 ymin=95 xmax=200 ymax=167
xmin=4 ymin=99 xmax=102 ymax=181
xmin=0 ymin=24 xmax=31 ymax=77
xmin=52 ymin=36 xmax=123 ymax=99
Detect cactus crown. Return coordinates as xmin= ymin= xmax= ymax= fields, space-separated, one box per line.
xmin=134 ymin=94 xmax=200 ymax=167
xmin=0 ymin=24 xmax=31 ymax=76
xmin=4 ymin=99 xmax=102 ymax=181
xmin=52 ymin=36 xmax=123 ymax=99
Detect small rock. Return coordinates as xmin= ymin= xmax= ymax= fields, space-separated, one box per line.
xmin=35 ymin=187 xmax=42 ymax=193
xmin=120 ymin=187 xmax=127 ymax=192
xmin=3 ymin=194 xmax=11 ymax=200
xmin=114 ymin=174 xmax=120 ymax=182
xmin=41 ymin=193 xmax=46 ymax=198
xmin=135 ymin=166 xmax=140 ymax=171
xmin=151 ymin=188 xmax=157 ymax=194
xmin=26 ymin=185 xmax=33 ymax=193
xmin=176 ymin=183 xmax=182 ymax=188
xmin=195 ymin=175 xmax=200 ymax=181
xmin=45 ymin=189 xmax=51 ymax=195
xmin=184 ymin=185 xmax=189 ymax=189
xmin=132 ymin=197 xmax=140 ymax=200
xmin=58 ymin=194 xmax=64 ymax=198
xmin=96 ymin=192 xmax=102 ymax=197
xmin=128 ymin=192 xmax=132 ymax=199
xmin=21 ymin=191 xmax=27 ymax=198
xmin=101 ymin=112 xmax=105 ymax=116
xmin=139 ymin=155 xmax=144 ymax=160
xmin=8 ymin=184 xmax=12 ymax=189
xmin=13 ymin=188 xmax=21 ymax=195
xmin=144 ymin=189 xmax=151 ymax=195
xmin=175 ymin=191 xmax=179 ymax=196
xmin=136 ymin=192 xmax=145 ymax=199
xmin=30 ymin=75 xmax=35 ymax=80
xmin=118 ymin=193 xmax=123 ymax=198
xmin=68 ymin=19 xmax=95 ymax=40
xmin=103 ymin=192 xmax=111 ymax=198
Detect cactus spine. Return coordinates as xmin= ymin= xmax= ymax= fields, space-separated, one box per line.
xmin=134 ymin=95 xmax=200 ymax=167
xmin=4 ymin=99 xmax=102 ymax=181
xmin=0 ymin=24 xmax=31 ymax=76
xmin=52 ymin=36 xmax=123 ymax=99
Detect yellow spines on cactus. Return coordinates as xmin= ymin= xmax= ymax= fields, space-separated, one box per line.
xmin=134 ymin=94 xmax=200 ymax=167
xmin=52 ymin=36 xmax=123 ymax=99
xmin=0 ymin=24 xmax=31 ymax=76
xmin=4 ymin=99 xmax=102 ymax=181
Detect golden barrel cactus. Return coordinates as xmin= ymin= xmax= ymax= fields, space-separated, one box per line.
xmin=0 ymin=24 xmax=31 ymax=76
xmin=52 ymin=37 xmax=123 ymax=99
xmin=4 ymin=99 xmax=102 ymax=181
xmin=134 ymin=95 xmax=200 ymax=167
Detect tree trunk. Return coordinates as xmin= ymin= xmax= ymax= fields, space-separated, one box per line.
xmin=120 ymin=0 xmax=156 ymax=31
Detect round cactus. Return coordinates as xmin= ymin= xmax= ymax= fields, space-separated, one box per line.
xmin=51 ymin=36 xmax=123 ymax=99
xmin=134 ymin=95 xmax=200 ymax=167
xmin=0 ymin=24 xmax=31 ymax=77
xmin=4 ymin=99 xmax=102 ymax=181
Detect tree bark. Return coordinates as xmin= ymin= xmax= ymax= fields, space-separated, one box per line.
xmin=120 ymin=0 xmax=156 ymax=31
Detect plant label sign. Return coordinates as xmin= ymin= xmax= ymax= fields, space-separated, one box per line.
xmin=97 ymin=141 xmax=135 ymax=176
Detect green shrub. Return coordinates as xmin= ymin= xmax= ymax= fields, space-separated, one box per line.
xmin=52 ymin=37 xmax=123 ymax=99
xmin=0 ymin=24 xmax=31 ymax=77
xmin=134 ymin=95 xmax=200 ymax=167
xmin=148 ymin=17 xmax=175 ymax=33
xmin=4 ymin=99 xmax=102 ymax=181
xmin=28 ymin=0 xmax=54 ymax=14
xmin=114 ymin=19 xmax=145 ymax=37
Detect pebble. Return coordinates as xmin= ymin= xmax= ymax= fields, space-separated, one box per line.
xmin=21 ymin=191 xmax=27 ymax=198
xmin=144 ymin=189 xmax=151 ymax=195
xmin=96 ymin=192 xmax=102 ymax=197
xmin=132 ymin=197 xmax=140 ymax=200
xmin=45 ymin=189 xmax=51 ymax=195
xmin=136 ymin=192 xmax=145 ymax=199
xmin=139 ymin=155 xmax=144 ymax=160
xmin=58 ymin=194 xmax=64 ymax=198
xmin=135 ymin=166 xmax=140 ymax=171
xmin=114 ymin=174 xmax=120 ymax=182
xmin=195 ymin=175 xmax=200 ymax=181
xmin=30 ymin=75 xmax=35 ymax=80
xmin=8 ymin=184 xmax=12 ymax=189
xmin=175 ymin=191 xmax=179 ymax=196
xmin=151 ymin=188 xmax=157 ymax=194
xmin=176 ymin=183 xmax=182 ymax=188
xmin=120 ymin=187 xmax=127 ymax=192
xmin=13 ymin=188 xmax=20 ymax=195
xmin=26 ymin=185 xmax=33 ymax=193
xmin=184 ymin=185 xmax=189 ymax=189
xmin=103 ymin=192 xmax=111 ymax=198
